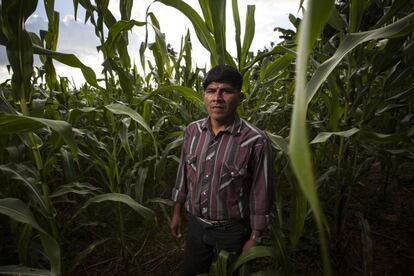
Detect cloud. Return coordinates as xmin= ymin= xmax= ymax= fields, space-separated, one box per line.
xmin=138 ymin=0 xmax=301 ymax=65
xmin=0 ymin=0 xmax=302 ymax=85
xmin=0 ymin=47 xmax=8 ymax=66
xmin=237 ymin=0 xmax=301 ymax=51
xmin=0 ymin=12 xmax=103 ymax=85
xmin=26 ymin=13 xmax=49 ymax=31
xmin=58 ymin=15 xmax=100 ymax=56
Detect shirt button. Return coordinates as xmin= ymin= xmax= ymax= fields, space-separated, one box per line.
xmin=205 ymin=174 xmax=209 ymax=178
xmin=202 ymin=207 xmax=207 ymax=213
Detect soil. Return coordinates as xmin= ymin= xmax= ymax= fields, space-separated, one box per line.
xmin=2 ymin=161 xmax=412 ymax=275
xmin=334 ymin=162 xmax=414 ymax=275
xmin=138 ymin=161 xmax=414 ymax=275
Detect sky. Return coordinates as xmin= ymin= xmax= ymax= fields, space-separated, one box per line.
xmin=0 ymin=0 xmax=301 ymax=86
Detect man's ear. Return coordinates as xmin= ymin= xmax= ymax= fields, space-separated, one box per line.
xmin=239 ymin=92 xmax=245 ymax=103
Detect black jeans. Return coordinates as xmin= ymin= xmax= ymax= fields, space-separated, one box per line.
xmin=181 ymin=214 xmax=250 ymax=276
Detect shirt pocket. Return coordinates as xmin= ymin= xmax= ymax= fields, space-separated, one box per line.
xmin=185 ymin=153 xmax=198 ymax=184
xmin=219 ymin=147 xmax=250 ymax=194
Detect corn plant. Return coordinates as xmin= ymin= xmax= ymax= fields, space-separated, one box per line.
xmin=0 ymin=0 xmax=156 ymax=274
xmin=0 ymin=0 xmax=413 ymax=275
xmin=288 ymin=0 xmax=413 ymax=274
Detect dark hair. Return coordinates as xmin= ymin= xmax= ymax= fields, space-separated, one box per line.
xmin=202 ymin=65 xmax=243 ymax=91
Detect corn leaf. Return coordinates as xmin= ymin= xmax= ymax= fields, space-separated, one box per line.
xmin=0 ymin=163 xmax=48 ymax=213
xmin=81 ymin=193 xmax=155 ymax=222
xmin=374 ymin=0 xmax=412 ymax=28
xmin=148 ymin=85 xmax=203 ymax=109
xmin=360 ymin=129 xmax=404 ymax=143
xmin=349 ymin=0 xmax=365 ymax=33
xmin=208 ymin=0 xmax=226 ymax=64
xmin=67 ymin=238 xmax=111 ymax=274
xmin=289 ymin=181 xmax=308 ymax=245
xmin=50 ymin=182 xmax=99 ymax=198
xmin=0 ymin=198 xmax=45 ymax=233
xmin=198 ymin=0 xmax=213 ymax=33
xmin=0 ymin=114 xmax=78 ymax=155
xmin=32 ymin=44 xmax=101 ymax=89
xmin=357 ymin=213 xmax=373 ymax=276
xmin=270 ymin=222 xmax=291 ymax=275
xmin=120 ymin=0 xmax=133 ymax=20
xmin=259 ymin=53 xmax=295 ymax=81
xmin=306 ymin=13 xmax=414 ymax=105
xmin=135 ymin=167 xmax=149 ymax=203
xmin=240 ymin=5 xmax=255 ymax=68
xmin=67 ymin=107 xmax=98 ymax=124
xmin=232 ymin=0 xmax=241 ymax=64
xmin=327 ymin=5 xmax=347 ymax=31
xmin=0 ymin=265 xmax=51 ymax=275
xmin=107 ymin=58 xmax=134 ymax=100
xmin=289 ymin=0 xmax=334 ymax=274
xmin=232 ymin=246 xmax=275 ymax=272
xmin=148 ymin=12 xmax=171 ymax=78
xmin=266 ymin=131 xmax=288 ymax=154
xmin=103 ymin=19 xmax=146 ymax=58
xmin=250 ymin=270 xmax=282 ymax=276
xmin=310 ymin=128 xmax=360 ymax=144
xmin=6 ymin=30 xmax=34 ymax=102
xmin=1 ymin=0 xmax=37 ymax=101
xmin=119 ymin=117 xmax=134 ymax=159
xmin=156 ymin=0 xmax=218 ymax=65
xmin=0 ymin=198 xmax=61 ymax=276
xmin=105 ymin=103 xmax=153 ymax=138
xmin=60 ymin=148 xmax=77 ymax=182
xmin=210 ymin=250 xmax=230 ymax=276
xmin=242 ymin=45 xmax=295 ymax=74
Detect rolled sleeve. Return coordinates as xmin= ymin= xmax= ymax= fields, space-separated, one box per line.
xmin=249 ymin=136 xmax=274 ymax=231
xmin=172 ymin=188 xmax=186 ymax=203
xmin=172 ymin=130 xmax=188 ymax=204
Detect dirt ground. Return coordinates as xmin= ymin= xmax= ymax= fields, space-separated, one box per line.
xmin=139 ymin=161 xmax=414 ymax=275
xmin=334 ymin=162 xmax=414 ymax=275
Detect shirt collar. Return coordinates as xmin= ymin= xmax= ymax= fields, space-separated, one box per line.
xmin=201 ymin=116 xmax=242 ymax=136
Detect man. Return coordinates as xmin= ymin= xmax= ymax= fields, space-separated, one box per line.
xmin=170 ymin=65 xmax=273 ymax=275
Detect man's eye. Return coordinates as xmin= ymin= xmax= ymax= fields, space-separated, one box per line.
xmin=223 ymin=89 xmax=235 ymax=94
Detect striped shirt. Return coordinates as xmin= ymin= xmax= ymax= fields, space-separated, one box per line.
xmin=172 ymin=117 xmax=274 ymax=231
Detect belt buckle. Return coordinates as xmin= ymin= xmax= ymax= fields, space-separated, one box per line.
xmin=210 ymin=220 xmax=221 ymax=226
xmin=211 ymin=219 xmax=232 ymax=227
xmin=196 ymin=216 xmax=235 ymax=227
xmin=196 ymin=216 xmax=214 ymax=226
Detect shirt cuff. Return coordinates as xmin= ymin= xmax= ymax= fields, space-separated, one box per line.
xmin=172 ymin=188 xmax=186 ymax=203
xmin=250 ymin=214 xmax=270 ymax=231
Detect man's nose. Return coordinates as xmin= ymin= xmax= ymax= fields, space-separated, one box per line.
xmin=212 ymin=91 xmax=224 ymax=101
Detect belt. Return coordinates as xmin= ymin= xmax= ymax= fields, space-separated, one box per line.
xmin=195 ymin=216 xmax=237 ymax=227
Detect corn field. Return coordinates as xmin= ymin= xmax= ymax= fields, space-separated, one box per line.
xmin=0 ymin=0 xmax=413 ymax=275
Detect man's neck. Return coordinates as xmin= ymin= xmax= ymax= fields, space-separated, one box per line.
xmin=210 ymin=117 xmax=236 ymax=135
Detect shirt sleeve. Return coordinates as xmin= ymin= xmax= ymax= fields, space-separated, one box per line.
xmin=171 ymin=128 xmax=188 ymax=203
xmin=249 ymin=135 xmax=274 ymax=231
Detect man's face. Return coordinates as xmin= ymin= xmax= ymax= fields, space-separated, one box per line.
xmin=203 ymin=82 xmax=243 ymax=124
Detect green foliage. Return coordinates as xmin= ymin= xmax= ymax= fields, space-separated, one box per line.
xmin=209 ymin=246 xmax=276 ymax=276
xmin=0 ymin=198 xmax=61 ymax=276
xmin=0 ymin=0 xmax=413 ymax=275
xmin=289 ymin=1 xmax=335 ymax=273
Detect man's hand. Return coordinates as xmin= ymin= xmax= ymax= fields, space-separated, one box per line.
xmin=242 ymin=238 xmax=257 ymax=251
xmin=243 ymin=230 xmax=261 ymax=251
xmin=170 ymin=203 xmax=182 ymax=238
